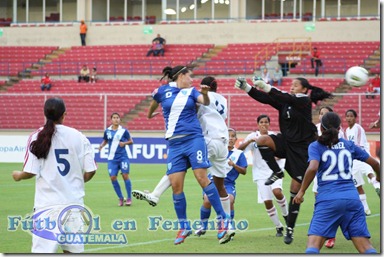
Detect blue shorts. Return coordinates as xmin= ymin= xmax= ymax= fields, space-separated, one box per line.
xmin=166 ymin=135 xmax=210 ymax=175
xmin=108 ymin=159 xmax=130 ymax=176
xmin=308 ymin=199 xmax=370 ymax=240
xmin=225 ymin=184 xmax=236 ymax=198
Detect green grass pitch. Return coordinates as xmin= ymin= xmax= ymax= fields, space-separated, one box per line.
xmin=0 ymin=163 xmax=381 ymax=253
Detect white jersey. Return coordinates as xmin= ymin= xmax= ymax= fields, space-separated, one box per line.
xmin=316 ymin=123 xmax=346 ymax=139
xmin=23 ymin=125 xmax=97 ymax=210
xmin=345 ymin=123 xmax=370 ymax=154
xmin=197 ymin=91 xmax=228 ymax=141
xmin=243 ymin=131 xmax=285 ymax=181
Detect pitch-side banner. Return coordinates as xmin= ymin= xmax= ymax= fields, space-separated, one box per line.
xmin=0 ymin=136 xmax=169 ymax=164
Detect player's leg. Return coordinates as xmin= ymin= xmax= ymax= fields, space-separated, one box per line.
xmin=353 ymin=170 xmax=371 ymax=215
xmin=121 ymin=160 xmax=132 ymax=206
xmin=109 ymin=161 xmax=124 ymax=206
xmin=305 ymin=235 xmax=326 ymax=253
xmin=257 ymin=134 xmax=285 ymax=185
xmin=195 ymin=194 xmax=211 ymax=236
xmin=257 ymin=180 xmax=284 ymax=237
xmin=132 ymin=174 xmax=170 ymax=206
xmin=271 ymin=183 xmax=288 ymax=222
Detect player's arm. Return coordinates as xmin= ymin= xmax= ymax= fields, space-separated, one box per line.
xmin=84 ymin=171 xmax=96 ymax=183
xmin=12 ymin=170 xmax=35 ymax=181
xmin=293 ymin=159 xmax=319 ymax=204
xmin=237 ymin=137 xmax=255 ymax=151
xmin=147 ymin=99 xmax=160 ymax=119
xmin=98 ymin=139 xmax=108 ymax=151
xmin=197 ymin=85 xmax=210 ymax=106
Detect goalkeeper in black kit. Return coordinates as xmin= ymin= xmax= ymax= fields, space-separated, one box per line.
xmin=234 ymin=76 xmax=332 ymax=245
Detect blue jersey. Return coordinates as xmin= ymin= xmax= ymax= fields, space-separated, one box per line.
xmin=152 ymin=82 xmax=203 ymax=139
xmin=308 ymin=138 xmax=370 ymax=202
xmin=103 ymin=125 xmax=131 ymax=161
xmin=224 ymin=149 xmax=248 ymax=187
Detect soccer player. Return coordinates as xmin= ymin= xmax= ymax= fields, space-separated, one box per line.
xmin=238 ymin=114 xmax=288 ymax=237
xmin=145 ymin=66 xmax=231 ymax=245
xmin=12 ymin=97 xmax=97 ymax=253
xmin=293 ymin=112 xmax=380 ymax=254
xmin=345 ymin=109 xmax=380 ymax=212
xmin=195 ymin=128 xmax=247 ymax=237
xmin=99 ymin=112 xmax=134 ymax=206
xmin=312 ymin=106 xmax=346 ymax=248
xmin=133 ymin=76 xmax=237 ymax=241
xmin=234 ymin=76 xmax=332 ymax=244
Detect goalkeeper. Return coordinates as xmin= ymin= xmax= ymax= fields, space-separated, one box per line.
xmin=234 ymin=76 xmax=332 ymax=245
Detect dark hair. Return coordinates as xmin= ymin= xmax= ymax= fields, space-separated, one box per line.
xmin=296 ymin=77 xmax=333 ymax=104
xmin=317 ymin=112 xmax=341 ymax=147
xmin=345 ymin=109 xmax=357 ymax=117
xmin=201 ymin=76 xmax=217 ymax=92
xmin=30 ymin=97 xmax=66 ymax=159
xmin=228 ymin=128 xmax=237 ymax=137
xmin=110 ymin=112 xmax=120 ymax=119
xmin=319 ymin=106 xmax=333 ymax=114
xmin=257 ymin=114 xmax=270 ymax=123
xmin=160 ymin=66 xmax=190 ymax=82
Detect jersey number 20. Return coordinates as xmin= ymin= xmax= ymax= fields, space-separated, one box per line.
xmin=321 ymin=149 xmax=352 ymax=181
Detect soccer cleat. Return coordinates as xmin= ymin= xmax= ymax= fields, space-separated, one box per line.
xmin=217 ymin=216 xmax=235 ymax=244
xmin=126 ymin=198 xmax=132 ymax=206
xmin=194 ymin=229 xmax=206 ymax=237
xmin=174 ymin=229 xmax=192 ymax=245
xmin=365 ymin=209 xmax=371 ymax=216
xmin=132 ymin=190 xmax=159 ymax=207
xmin=276 ymin=227 xmax=284 ymax=237
xmin=118 ymin=198 xmax=124 ymax=207
xmin=284 ymin=227 xmax=294 ymax=244
xmin=325 ymin=238 xmax=335 ymax=248
xmin=265 ymin=171 xmax=284 ymax=186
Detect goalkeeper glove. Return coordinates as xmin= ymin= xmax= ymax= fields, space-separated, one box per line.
xmin=252 ymin=76 xmax=272 ymax=93
xmin=234 ymin=77 xmax=252 ymax=92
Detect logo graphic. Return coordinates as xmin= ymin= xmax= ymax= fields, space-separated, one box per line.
xmin=8 ymin=204 xmax=127 ymax=245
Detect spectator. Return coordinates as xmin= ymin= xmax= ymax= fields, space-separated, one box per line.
xmin=365 ymin=82 xmax=376 ymax=99
xmin=78 ymin=65 xmax=90 ymax=83
xmin=146 ymin=40 xmax=164 ymax=57
xmin=152 ymin=33 xmax=166 ymax=47
xmin=310 ymin=47 xmax=322 ymax=77
xmin=40 ymin=73 xmax=52 ymax=91
xmin=90 ymin=67 xmax=98 ymax=83
xmin=270 ymin=66 xmax=283 ymax=87
xmin=260 ymin=68 xmax=271 ymax=84
xmin=80 ymin=20 xmax=87 ymax=46
xmin=370 ymin=73 xmax=380 ymax=93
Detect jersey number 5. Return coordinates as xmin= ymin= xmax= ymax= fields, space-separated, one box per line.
xmin=55 ymin=149 xmax=70 ymax=176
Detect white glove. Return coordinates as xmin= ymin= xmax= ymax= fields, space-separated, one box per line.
xmin=234 ymin=77 xmax=252 ymax=92
xmin=252 ymin=76 xmax=271 ymax=93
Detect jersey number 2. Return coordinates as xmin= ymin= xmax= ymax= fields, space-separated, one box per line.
xmin=55 ymin=149 xmax=70 ymax=176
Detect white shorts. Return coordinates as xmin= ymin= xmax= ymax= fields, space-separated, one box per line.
xmin=206 ymin=138 xmax=229 ymax=178
xmin=31 ymin=205 xmax=85 ymax=253
xmin=352 ymin=159 xmax=374 ymax=177
xmin=255 ymin=179 xmax=283 ymax=203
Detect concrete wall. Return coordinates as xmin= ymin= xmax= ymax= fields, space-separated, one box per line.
xmin=0 ymin=20 xmax=380 ymax=47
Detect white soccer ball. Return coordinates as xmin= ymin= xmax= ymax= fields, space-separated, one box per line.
xmin=345 ymin=66 xmax=369 ymax=87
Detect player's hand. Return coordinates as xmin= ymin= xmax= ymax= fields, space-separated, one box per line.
xmin=253 ymin=76 xmax=271 ymax=93
xmin=200 ymin=84 xmax=210 ymax=95
xmin=148 ymin=112 xmax=160 ymax=119
xmin=293 ymin=191 xmax=305 ymax=204
xmin=12 ymin=171 xmax=22 ymax=182
xmin=234 ymin=77 xmax=252 ymax=92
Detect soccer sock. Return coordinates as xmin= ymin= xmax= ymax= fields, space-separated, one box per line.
xmin=305 ymin=247 xmax=320 ymax=254
xmin=258 ymin=147 xmax=282 ymax=174
xmin=203 ymin=182 xmax=226 ymax=220
xmin=287 ymin=192 xmax=301 ymax=229
xmin=276 ymin=196 xmax=289 ymax=217
xmin=124 ymin=179 xmax=132 ymax=199
xmin=200 ymin=206 xmax=211 ymax=230
xmin=230 ymin=210 xmax=235 ymax=220
xmin=112 ymin=180 xmax=123 ymax=199
xmin=220 ymin=196 xmax=231 ymax=216
xmin=359 ymin=194 xmax=370 ymax=211
xmin=364 ymin=248 xmax=377 ymax=254
xmin=152 ymin=175 xmax=171 ymax=198
xmin=266 ymin=206 xmax=282 ymax=227
xmin=173 ymin=192 xmax=189 ymax=230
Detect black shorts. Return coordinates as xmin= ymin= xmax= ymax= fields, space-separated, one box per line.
xmin=270 ymin=133 xmax=309 ymax=183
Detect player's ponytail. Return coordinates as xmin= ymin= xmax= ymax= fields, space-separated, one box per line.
xmin=30 ymin=97 xmax=66 ymax=159
xmin=317 ymin=112 xmax=341 ymax=147
xmin=297 ymin=77 xmax=333 ymax=104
